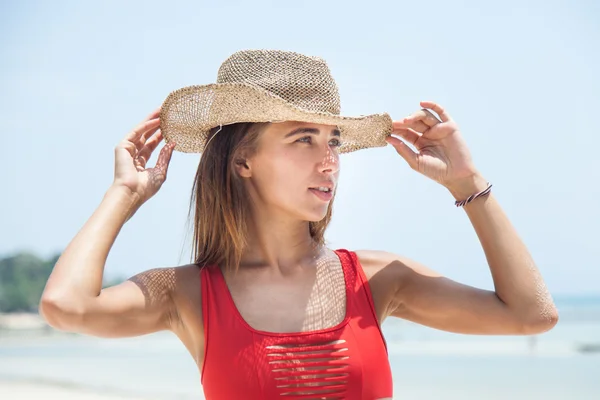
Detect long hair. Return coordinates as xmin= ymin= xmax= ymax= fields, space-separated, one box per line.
xmin=189 ymin=123 xmax=335 ymax=272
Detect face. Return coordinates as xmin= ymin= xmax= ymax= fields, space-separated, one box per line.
xmin=237 ymin=121 xmax=341 ymax=222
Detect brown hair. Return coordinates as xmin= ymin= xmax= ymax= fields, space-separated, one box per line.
xmin=189 ymin=123 xmax=334 ymax=272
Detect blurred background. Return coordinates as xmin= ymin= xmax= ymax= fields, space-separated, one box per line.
xmin=1 ymin=0 xmax=599 ymax=399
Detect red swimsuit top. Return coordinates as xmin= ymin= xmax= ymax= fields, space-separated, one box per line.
xmin=200 ymin=249 xmax=393 ymax=400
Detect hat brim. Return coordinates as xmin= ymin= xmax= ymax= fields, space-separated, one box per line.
xmin=159 ymin=82 xmax=392 ymax=154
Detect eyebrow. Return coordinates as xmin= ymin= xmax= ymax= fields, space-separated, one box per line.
xmin=284 ymin=127 xmax=341 ymax=138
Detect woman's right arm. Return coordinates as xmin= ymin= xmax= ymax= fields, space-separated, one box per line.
xmin=39 ymin=108 xmax=177 ymax=338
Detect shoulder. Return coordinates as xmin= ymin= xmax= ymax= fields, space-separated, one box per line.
xmin=353 ymin=249 xmax=437 ymax=298
xmin=128 ymin=264 xmax=202 ymax=323
xmin=129 ymin=264 xmax=201 ymax=296
xmin=353 ymin=249 xmax=411 ymax=282
xmin=155 ymin=264 xmax=204 ymax=337
xmin=144 ymin=264 xmax=206 ymax=359
xmin=350 ymin=250 xmax=442 ymax=321
xmin=128 ymin=264 xmax=201 ymax=312
xmin=169 ymin=264 xmax=203 ymax=299
xmin=344 ymin=250 xmax=416 ymax=319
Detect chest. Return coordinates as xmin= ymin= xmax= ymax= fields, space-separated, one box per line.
xmin=225 ymin=255 xmax=348 ymax=333
xmin=199 ymin=250 xmax=395 ymax=399
xmin=202 ymin=270 xmax=394 ymax=400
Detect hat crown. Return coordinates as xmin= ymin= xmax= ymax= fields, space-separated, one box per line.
xmin=216 ymin=50 xmax=341 ymax=115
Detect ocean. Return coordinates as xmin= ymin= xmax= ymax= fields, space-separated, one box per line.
xmin=0 ymin=295 xmax=599 ymax=399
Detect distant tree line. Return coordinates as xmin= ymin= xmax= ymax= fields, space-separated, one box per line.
xmin=0 ymin=252 xmax=123 ymax=313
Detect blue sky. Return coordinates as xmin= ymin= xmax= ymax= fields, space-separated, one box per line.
xmin=1 ymin=0 xmax=599 ymax=294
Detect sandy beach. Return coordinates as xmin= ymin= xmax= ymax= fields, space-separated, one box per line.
xmin=0 ymin=381 xmax=144 ymax=400
xmin=0 ymin=313 xmax=48 ymax=330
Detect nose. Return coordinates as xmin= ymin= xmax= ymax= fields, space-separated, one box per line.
xmin=318 ymin=145 xmax=340 ymax=175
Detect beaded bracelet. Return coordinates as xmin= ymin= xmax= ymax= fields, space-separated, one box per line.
xmin=454 ymin=182 xmax=493 ymax=207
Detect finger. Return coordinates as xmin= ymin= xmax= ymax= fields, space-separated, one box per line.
xmin=153 ymin=142 xmax=176 ymax=178
xmin=124 ymin=118 xmax=161 ymax=143
xmin=422 ymin=109 xmax=442 ymax=126
xmin=137 ymin=124 xmax=161 ymax=157
xmin=141 ymin=122 xmax=160 ymax=141
xmin=405 ymin=109 xmax=441 ymax=127
xmin=394 ymin=119 xmax=430 ymax=133
xmin=420 ymin=101 xmax=451 ymax=122
xmin=137 ymin=130 xmax=164 ymax=166
xmin=390 ymin=127 xmax=420 ymax=146
xmin=133 ymin=121 xmax=161 ymax=157
xmin=386 ymin=136 xmax=417 ymax=168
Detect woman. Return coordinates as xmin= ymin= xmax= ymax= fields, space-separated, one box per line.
xmin=40 ymin=50 xmax=558 ymax=400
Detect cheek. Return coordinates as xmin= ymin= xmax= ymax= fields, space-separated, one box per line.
xmin=254 ymin=153 xmax=287 ymax=183
xmin=255 ymin=152 xmax=307 ymax=196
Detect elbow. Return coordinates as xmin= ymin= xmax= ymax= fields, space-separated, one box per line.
xmin=39 ymin=293 xmax=86 ymax=332
xmin=38 ymin=296 xmax=67 ymax=330
xmin=519 ymin=308 xmax=559 ymax=335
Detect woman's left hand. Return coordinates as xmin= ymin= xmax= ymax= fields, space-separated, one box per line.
xmin=386 ymin=101 xmax=480 ymax=190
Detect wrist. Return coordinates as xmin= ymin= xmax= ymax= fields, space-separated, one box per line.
xmin=445 ymin=174 xmax=489 ymax=201
xmin=105 ymin=185 xmax=143 ymax=220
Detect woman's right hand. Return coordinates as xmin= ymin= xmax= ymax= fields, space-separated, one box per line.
xmin=112 ymin=108 xmax=176 ymax=209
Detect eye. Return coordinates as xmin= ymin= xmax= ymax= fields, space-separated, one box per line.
xmin=329 ymin=138 xmax=342 ymax=148
xmin=295 ymin=135 xmax=342 ymax=148
xmin=296 ymin=136 xmax=313 ymax=144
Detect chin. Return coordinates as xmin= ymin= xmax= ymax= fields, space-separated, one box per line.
xmin=289 ymin=196 xmax=334 ymax=223
xmin=301 ymin=208 xmax=330 ymax=223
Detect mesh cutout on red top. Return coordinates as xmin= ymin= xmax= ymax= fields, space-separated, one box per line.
xmin=267 ymin=339 xmax=350 ymax=399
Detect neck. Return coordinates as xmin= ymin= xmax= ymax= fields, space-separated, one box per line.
xmin=241 ymin=209 xmax=321 ymax=274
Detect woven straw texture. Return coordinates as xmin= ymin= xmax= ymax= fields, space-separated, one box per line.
xmin=160 ymin=50 xmax=392 ymax=154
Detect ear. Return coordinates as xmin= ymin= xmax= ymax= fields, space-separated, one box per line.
xmin=234 ymin=157 xmax=252 ymax=178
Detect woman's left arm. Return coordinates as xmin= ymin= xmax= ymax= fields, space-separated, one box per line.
xmin=374 ymin=101 xmax=558 ymax=335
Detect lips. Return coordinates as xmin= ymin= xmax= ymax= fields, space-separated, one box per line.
xmin=309 ymin=188 xmax=334 ymax=201
xmin=308 ymin=180 xmax=335 ymax=202
xmin=309 ymin=181 xmax=335 ymax=191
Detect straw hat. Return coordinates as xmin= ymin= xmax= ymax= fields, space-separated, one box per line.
xmin=159 ymin=49 xmax=392 ymax=154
